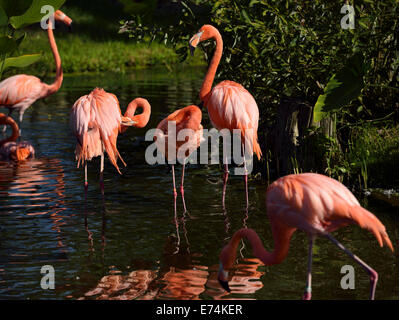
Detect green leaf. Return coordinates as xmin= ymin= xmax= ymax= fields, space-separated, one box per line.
xmin=313 ymin=53 xmax=365 ymax=122
xmin=241 ymin=10 xmax=251 ymax=24
xmin=14 ymin=32 xmax=26 ymax=47
xmin=2 ymin=53 xmax=41 ymax=70
xmin=0 ymin=5 xmax=8 ymax=27
xmin=0 ymin=0 xmax=32 ymax=18
xmin=0 ymin=36 xmax=17 ymax=55
xmin=9 ymin=0 xmax=65 ymax=29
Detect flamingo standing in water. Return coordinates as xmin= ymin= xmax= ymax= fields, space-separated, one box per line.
xmin=0 ymin=113 xmax=34 ymax=161
xmin=70 ymin=88 xmax=151 ymax=194
xmin=189 ymin=25 xmax=262 ymax=208
xmin=0 ymin=10 xmax=72 ymax=135
xmin=155 ymin=105 xmax=203 ymax=214
xmin=218 ymin=173 xmax=394 ymax=300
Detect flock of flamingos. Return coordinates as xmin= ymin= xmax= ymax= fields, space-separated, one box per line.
xmin=0 ymin=10 xmax=394 ymax=300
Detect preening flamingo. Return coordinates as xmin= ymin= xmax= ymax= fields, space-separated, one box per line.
xmin=189 ymin=25 xmax=262 ymax=208
xmin=0 ymin=10 xmax=72 ymax=135
xmin=217 ymin=173 xmax=394 ymax=300
xmin=155 ymin=105 xmax=203 ymax=214
xmin=70 ymin=88 xmax=151 ymax=194
xmin=0 ymin=113 xmax=34 ymax=161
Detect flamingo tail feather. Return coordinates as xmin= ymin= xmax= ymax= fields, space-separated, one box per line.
xmin=349 ymin=206 xmax=394 ymax=252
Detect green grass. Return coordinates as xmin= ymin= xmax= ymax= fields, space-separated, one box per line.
xmin=5 ymin=30 xmax=205 ymax=76
xmin=3 ymin=2 xmax=205 ymax=76
xmin=11 ymin=31 xmax=204 ymax=75
xmin=302 ymin=124 xmax=399 ymax=189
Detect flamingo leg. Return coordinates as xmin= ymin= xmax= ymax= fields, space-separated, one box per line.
xmin=243 ymin=152 xmax=249 ymax=208
xmin=180 ymin=162 xmax=187 ymax=213
xmin=222 ymin=156 xmax=229 ymax=209
xmin=100 ymin=152 xmax=104 ymax=196
xmin=326 ymin=233 xmax=378 ymax=300
xmin=303 ymin=235 xmax=314 ymax=300
xmin=84 ymin=162 xmax=88 ymax=198
xmin=18 ymin=111 xmax=24 ymax=137
xmin=172 ymin=164 xmax=177 ymax=216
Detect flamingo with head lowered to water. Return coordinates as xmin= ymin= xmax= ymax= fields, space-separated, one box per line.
xmin=217 ymin=173 xmax=394 ymax=300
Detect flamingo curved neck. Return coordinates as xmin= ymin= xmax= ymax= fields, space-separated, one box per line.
xmin=0 ymin=116 xmax=19 ymax=146
xmin=223 ymin=227 xmax=293 ymax=268
xmin=123 ymin=98 xmax=151 ymax=130
xmin=44 ymin=19 xmax=63 ymax=96
xmin=200 ymin=29 xmax=223 ymax=103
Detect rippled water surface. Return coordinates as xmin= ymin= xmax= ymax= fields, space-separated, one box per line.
xmin=0 ymin=68 xmax=398 ymax=300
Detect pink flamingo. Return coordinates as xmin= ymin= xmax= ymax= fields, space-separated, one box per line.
xmin=155 ymin=105 xmax=203 ymax=214
xmin=189 ymin=25 xmax=262 ymax=208
xmin=70 ymin=88 xmax=151 ymax=194
xmin=0 ymin=10 xmax=72 ymax=135
xmin=0 ymin=113 xmax=34 ymax=161
xmin=218 ymin=173 xmax=394 ymax=300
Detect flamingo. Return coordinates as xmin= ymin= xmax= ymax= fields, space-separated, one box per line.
xmin=155 ymin=105 xmax=203 ymax=214
xmin=0 ymin=10 xmax=72 ymax=135
xmin=70 ymin=88 xmax=151 ymax=194
xmin=0 ymin=113 xmax=34 ymax=161
xmin=217 ymin=173 xmax=394 ymax=300
xmin=189 ymin=25 xmax=262 ymax=208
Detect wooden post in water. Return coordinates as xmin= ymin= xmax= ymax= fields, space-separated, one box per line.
xmin=270 ymin=97 xmax=312 ymax=176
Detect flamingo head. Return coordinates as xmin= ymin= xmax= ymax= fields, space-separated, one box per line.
xmin=218 ymin=261 xmax=231 ymax=293
xmin=189 ymin=25 xmax=219 ymax=56
xmin=122 ymin=98 xmax=151 ymax=130
xmin=121 ymin=116 xmax=137 ymax=126
xmin=189 ymin=30 xmax=203 ymax=56
xmin=218 ymin=242 xmax=235 ymax=293
xmin=54 ymin=10 xmax=72 ymax=28
xmin=119 ymin=116 xmax=137 ymax=134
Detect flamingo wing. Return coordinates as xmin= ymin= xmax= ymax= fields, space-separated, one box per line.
xmin=70 ymin=88 xmax=125 ymax=173
xmin=267 ymin=173 xmax=393 ymax=251
xmin=206 ymin=81 xmax=261 ymax=159
xmin=0 ymin=141 xmax=35 ymax=161
xmin=0 ymin=75 xmax=44 ymax=111
xmin=156 ymin=105 xmax=203 ymax=161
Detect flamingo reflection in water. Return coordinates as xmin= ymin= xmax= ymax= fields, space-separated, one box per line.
xmin=0 ymin=158 xmax=68 ymax=259
xmin=79 ymin=258 xmax=264 ymax=300
xmin=80 ymin=215 xmax=264 ymax=300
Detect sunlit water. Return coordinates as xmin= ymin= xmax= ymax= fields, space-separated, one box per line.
xmin=0 ymin=67 xmax=398 ymax=300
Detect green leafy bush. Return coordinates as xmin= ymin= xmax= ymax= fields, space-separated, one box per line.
xmin=120 ymin=0 xmax=398 ymax=124
xmin=0 ymin=0 xmax=66 ymax=79
xmin=120 ymin=0 xmax=398 ymax=186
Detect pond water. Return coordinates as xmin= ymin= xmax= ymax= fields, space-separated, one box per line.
xmin=0 ymin=67 xmax=398 ymax=300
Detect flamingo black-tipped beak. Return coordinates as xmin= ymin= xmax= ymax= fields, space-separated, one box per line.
xmin=218 ymin=262 xmax=230 ymax=292
xmin=68 ymin=22 xmax=73 ymax=33
xmin=189 ymin=44 xmax=196 ymax=56
xmin=198 ymin=101 xmax=204 ymax=109
xmin=218 ymin=278 xmax=231 ymax=292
